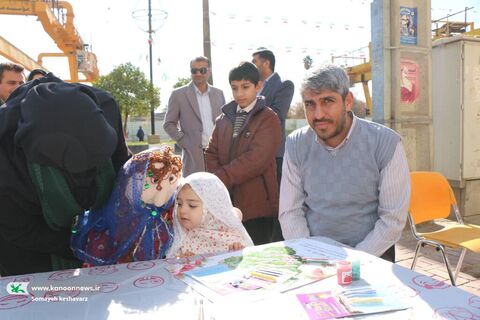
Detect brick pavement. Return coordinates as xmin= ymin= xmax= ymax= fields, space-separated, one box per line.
xmin=396 ymin=223 xmax=480 ymax=296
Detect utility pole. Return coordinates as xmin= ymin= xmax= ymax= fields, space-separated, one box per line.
xmin=148 ymin=0 xmax=155 ymax=136
xmin=132 ymin=1 xmax=167 ymax=143
xmin=202 ymin=0 xmax=213 ymax=84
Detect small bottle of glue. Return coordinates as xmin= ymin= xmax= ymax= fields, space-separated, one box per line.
xmin=337 ymin=260 xmax=352 ymax=285
xmin=351 ymin=259 xmax=361 ymax=281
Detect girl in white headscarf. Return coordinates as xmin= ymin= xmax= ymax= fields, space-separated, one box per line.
xmin=166 ymin=172 xmax=253 ymax=258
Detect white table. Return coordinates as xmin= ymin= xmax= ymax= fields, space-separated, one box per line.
xmin=0 ymin=237 xmax=478 ymax=320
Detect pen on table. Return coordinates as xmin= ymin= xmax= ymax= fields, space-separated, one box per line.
xmin=346 ymin=297 xmax=383 ymax=305
xmin=256 ymin=268 xmax=283 ymax=276
xmin=250 ymin=271 xmax=278 ymax=282
xmin=197 ymin=297 xmax=204 ymax=320
xmin=300 ymin=257 xmax=337 ymax=265
xmin=342 ymin=287 xmax=376 ymax=293
xmin=342 ymin=290 xmax=377 ymax=298
xmin=341 ymin=286 xmax=376 ymax=295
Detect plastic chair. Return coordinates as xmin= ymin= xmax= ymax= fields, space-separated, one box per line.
xmin=408 ymin=171 xmax=480 ymax=286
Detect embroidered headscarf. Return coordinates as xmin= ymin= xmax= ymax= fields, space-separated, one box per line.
xmin=72 ymin=146 xmax=182 ymax=265
xmin=167 ymin=172 xmax=253 ymax=258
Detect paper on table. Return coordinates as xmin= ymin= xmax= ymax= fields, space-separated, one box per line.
xmin=296 ymin=291 xmax=350 ymax=320
xmin=338 ymin=284 xmax=410 ymax=315
xmin=182 ymin=239 xmax=341 ymax=304
xmin=297 ymin=284 xmax=410 ymax=320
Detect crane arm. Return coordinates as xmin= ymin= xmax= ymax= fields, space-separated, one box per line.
xmin=0 ymin=0 xmax=98 ymax=82
xmin=0 ymin=35 xmax=45 ymax=71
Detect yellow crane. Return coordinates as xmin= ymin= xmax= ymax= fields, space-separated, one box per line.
xmin=332 ymin=45 xmax=372 ymax=116
xmin=432 ymin=20 xmax=479 ymax=39
xmin=343 ymin=44 xmax=372 ymax=116
xmin=0 ymin=0 xmax=99 ymax=82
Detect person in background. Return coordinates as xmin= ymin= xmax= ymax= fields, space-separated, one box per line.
xmin=136 ymin=125 xmax=145 ymax=142
xmin=0 ymin=62 xmax=24 ymax=104
xmin=205 ymin=62 xmax=281 ymax=245
xmin=27 ymin=68 xmax=48 ymax=81
xmin=252 ymin=48 xmax=294 ymax=242
xmin=163 ymin=56 xmax=225 ymax=176
xmin=279 ymin=65 xmax=410 ymax=262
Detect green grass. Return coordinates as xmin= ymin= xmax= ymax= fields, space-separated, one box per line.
xmin=127 ymin=140 xmax=176 ymax=146
xmin=160 ymin=140 xmax=176 ymax=147
xmin=127 ymin=141 xmax=148 ymax=146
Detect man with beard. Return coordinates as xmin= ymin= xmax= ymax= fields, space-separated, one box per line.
xmin=279 ymin=65 xmax=410 ymax=262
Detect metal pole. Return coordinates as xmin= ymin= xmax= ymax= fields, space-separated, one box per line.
xmin=202 ymin=0 xmax=213 ymax=84
xmin=432 ymin=6 xmax=473 ymax=23
xmin=148 ymin=0 xmax=155 ymax=135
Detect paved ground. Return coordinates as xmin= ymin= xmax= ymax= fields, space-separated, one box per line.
xmin=396 ymin=221 xmax=480 ymax=296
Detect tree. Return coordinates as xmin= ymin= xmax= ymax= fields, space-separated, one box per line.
xmin=303 ymin=55 xmax=313 ymax=70
xmin=173 ymin=77 xmax=190 ymax=89
xmin=352 ymin=97 xmax=367 ymax=118
xmin=93 ymin=62 xmax=160 ymax=132
xmin=287 ymin=101 xmax=305 ymax=119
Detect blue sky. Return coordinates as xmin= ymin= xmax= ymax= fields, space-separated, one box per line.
xmin=1 ymin=0 xmax=479 ymax=110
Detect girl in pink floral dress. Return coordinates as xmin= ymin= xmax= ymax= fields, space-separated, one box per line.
xmin=166 ymin=172 xmax=253 ymax=258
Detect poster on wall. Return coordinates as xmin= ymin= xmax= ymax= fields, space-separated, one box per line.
xmin=400 ymin=59 xmax=419 ymax=104
xmin=400 ymin=6 xmax=417 ymax=45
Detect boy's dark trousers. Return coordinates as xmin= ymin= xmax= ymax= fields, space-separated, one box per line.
xmin=243 ymin=217 xmax=274 ymax=245
xmin=380 ymin=245 xmax=396 ymax=263
xmin=270 ymin=156 xmax=284 ymax=243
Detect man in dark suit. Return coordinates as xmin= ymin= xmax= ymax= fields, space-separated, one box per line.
xmin=252 ymin=48 xmax=294 ymax=242
xmin=163 ymin=56 xmax=225 ymax=176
